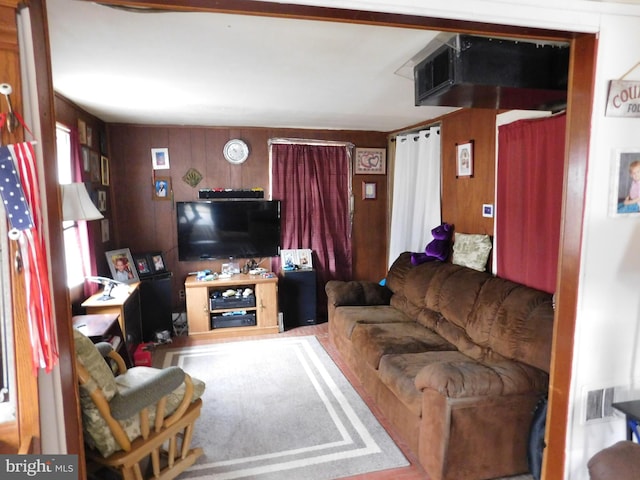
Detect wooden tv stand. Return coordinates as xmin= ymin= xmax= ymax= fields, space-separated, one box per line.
xmin=184 ymin=274 xmax=279 ymax=339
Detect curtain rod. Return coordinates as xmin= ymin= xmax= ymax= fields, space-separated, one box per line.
xmin=269 ymin=137 xmax=354 ymax=148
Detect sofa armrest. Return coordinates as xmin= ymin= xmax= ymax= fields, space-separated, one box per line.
xmin=325 ymin=280 xmax=392 ymax=307
xmin=414 ymin=359 xmax=548 ymax=399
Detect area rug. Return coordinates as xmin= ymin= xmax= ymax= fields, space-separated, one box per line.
xmin=157 ymin=336 xmax=409 ymax=480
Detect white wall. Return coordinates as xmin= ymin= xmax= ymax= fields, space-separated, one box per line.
xmin=567 ymin=13 xmax=640 ymax=479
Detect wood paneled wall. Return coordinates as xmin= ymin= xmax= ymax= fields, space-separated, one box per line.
xmin=107 ymin=125 xmax=388 ymax=310
xmin=440 ymin=109 xmax=498 ymax=237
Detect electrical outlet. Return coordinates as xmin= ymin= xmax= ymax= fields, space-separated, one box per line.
xmin=178 ymin=289 xmax=185 ymax=301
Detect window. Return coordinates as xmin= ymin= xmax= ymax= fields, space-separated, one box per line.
xmin=56 ymin=124 xmax=85 ymax=288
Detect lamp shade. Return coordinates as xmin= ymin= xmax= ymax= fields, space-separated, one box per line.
xmin=61 ymin=183 xmax=104 ymax=221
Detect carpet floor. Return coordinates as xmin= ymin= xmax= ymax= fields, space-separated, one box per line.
xmin=156 ymin=335 xmax=409 ymax=480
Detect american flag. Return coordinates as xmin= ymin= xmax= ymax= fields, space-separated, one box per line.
xmin=1 ymin=142 xmax=57 ymax=373
xmin=0 ymin=145 xmax=34 ymax=230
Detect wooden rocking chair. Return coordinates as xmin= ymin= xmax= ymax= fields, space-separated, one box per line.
xmin=73 ymin=328 xmax=205 ymax=479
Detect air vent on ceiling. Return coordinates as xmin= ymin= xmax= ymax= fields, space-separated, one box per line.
xmin=414 ymin=34 xmax=570 ymax=111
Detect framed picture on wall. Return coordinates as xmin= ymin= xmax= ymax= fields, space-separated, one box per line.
xmin=97 ymin=190 xmax=107 ymax=212
xmin=354 ymin=147 xmax=386 ymax=175
xmin=153 ymin=176 xmax=171 ymax=200
xmin=101 ymin=156 xmax=110 ymax=186
xmin=456 ymin=141 xmax=474 ymax=178
xmin=101 ymin=218 xmax=109 ymax=243
xmin=151 ymin=148 xmax=170 ymax=170
xmin=610 ymin=148 xmax=640 ymax=217
xmin=362 ymin=181 xmax=377 ymax=200
xmin=90 ymin=151 xmax=100 ymax=182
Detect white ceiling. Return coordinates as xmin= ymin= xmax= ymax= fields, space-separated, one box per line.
xmin=46 ymin=0 xmax=460 ymax=132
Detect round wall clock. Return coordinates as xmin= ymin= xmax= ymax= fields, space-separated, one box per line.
xmin=223 ymin=139 xmax=250 ymax=164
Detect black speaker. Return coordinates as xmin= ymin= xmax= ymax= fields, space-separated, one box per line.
xmin=280 ymin=269 xmax=317 ymax=329
xmin=139 ymin=272 xmax=173 ymax=341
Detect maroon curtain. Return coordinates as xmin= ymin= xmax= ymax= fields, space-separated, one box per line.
xmin=70 ymin=127 xmax=99 ymax=297
xmin=271 ymin=143 xmax=352 ymax=318
xmin=496 ymin=114 xmax=566 ymax=293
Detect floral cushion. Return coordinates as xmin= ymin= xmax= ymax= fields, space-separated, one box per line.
xmin=451 ymin=233 xmax=492 ymax=272
xmin=74 ymin=329 xmax=206 ymax=458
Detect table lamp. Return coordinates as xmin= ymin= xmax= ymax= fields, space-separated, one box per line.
xmin=61 ymin=182 xmax=103 ymax=222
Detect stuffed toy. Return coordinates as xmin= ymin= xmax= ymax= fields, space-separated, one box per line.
xmin=411 ymin=223 xmax=453 ymax=265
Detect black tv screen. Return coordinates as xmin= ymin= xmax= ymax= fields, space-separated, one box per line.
xmin=176 ymin=200 xmax=281 ymax=261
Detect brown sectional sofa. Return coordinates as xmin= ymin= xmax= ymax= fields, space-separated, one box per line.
xmin=326 ymin=252 xmax=554 ymax=480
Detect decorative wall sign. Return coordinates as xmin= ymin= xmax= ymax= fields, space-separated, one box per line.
xmin=606 ymin=80 xmax=640 ymax=117
xmin=355 ymin=147 xmax=386 ymax=175
xmin=182 ymin=167 xmax=203 ymax=187
xmin=456 ymin=141 xmax=474 ymax=178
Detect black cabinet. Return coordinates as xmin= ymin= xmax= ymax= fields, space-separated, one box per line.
xmin=139 ymin=272 xmax=173 ymax=342
xmin=279 ymin=269 xmax=317 ymax=329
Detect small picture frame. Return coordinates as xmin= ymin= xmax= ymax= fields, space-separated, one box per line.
xmin=355 ymin=147 xmax=386 ymax=175
xmin=90 ymin=151 xmax=101 ymax=182
xmin=133 ymin=254 xmax=151 ymax=276
xmin=149 ymin=252 xmax=167 ymax=273
xmin=86 ymin=125 xmax=93 ymax=148
xmin=82 ymin=146 xmax=90 ymax=172
xmin=97 ymin=190 xmax=107 ymax=212
xmin=78 ymin=119 xmax=87 ymax=145
xmin=101 ymin=156 xmax=110 ymax=186
xmin=101 ymin=218 xmax=109 ymax=243
xmin=362 ymin=181 xmax=377 ymax=200
xmin=610 ymin=149 xmax=640 ymax=217
xmin=151 ymin=148 xmax=170 ymax=170
xmin=105 ymin=248 xmax=139 ymax=284
xmin=456 ymin=141 xmax=474 ymax=178
xmin=153 ymin=176 xmax=171 ymax=200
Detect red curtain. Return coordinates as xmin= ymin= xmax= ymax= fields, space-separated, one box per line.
xmin=496 ymin=114 xmax=566 ymax=293
xmin=271 ymin=143 xmax=352 ymax=318
xmin=70 ymin=127 xmax=99 ymax=297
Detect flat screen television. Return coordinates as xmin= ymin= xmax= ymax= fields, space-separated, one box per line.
xmin=176 ymin=200 xmax=281 ymax=261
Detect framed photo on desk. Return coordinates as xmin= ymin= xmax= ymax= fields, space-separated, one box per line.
xmin=106 ymin=248 xmax=139 ymax=284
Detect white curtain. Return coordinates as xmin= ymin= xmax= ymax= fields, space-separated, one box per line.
xmin=388 ymin=126 xmax=441 ymax=267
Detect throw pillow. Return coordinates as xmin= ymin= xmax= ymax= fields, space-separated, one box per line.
xmin=452 ymin=233 xmax=492 ymax=271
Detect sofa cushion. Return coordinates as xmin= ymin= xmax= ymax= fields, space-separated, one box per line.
xmin=332 ymin=305 xmax=413 ymax=340
xmin=465 ymin=277 xmax=554 ymax=373
xmin=378 ymin=351 xmax=469 ymax=417
xmin=351 ymin=322 xmax=455 ymax=369
xmin=425 ymin=265 xmax=490 ymax=330
xmin=385 ymin=252 xmax=414 ymax=293
xmin=414 ymin=356 xmax=549 ymax=399
xmin=326 ymin=280 xmax=392 ymax=307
